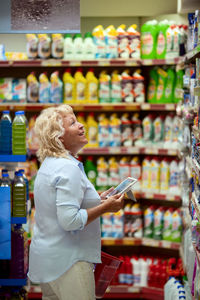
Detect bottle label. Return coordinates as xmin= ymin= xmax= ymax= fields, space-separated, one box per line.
xmin=88 ymin=82 xmax=98 ymax=101
xmin=64 ymin=83 xmax=73 ymax=101
xmin=156 ymin=32 xmax=165 ymax=55
xmin=141 ymin=32 xmax=153 ymax=55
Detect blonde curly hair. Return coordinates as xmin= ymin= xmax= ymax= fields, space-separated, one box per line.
xmin=34 ymin=104 xmax=73 ymax=162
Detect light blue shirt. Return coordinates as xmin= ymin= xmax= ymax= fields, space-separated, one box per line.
xmin=28 ymin=155 xmax=101 ymax=283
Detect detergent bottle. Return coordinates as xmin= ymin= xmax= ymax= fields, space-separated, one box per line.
xmin=64 ymin=34 xmax=74 ymax=60
xmin=109 ymin=113 xmax=121 ymax=147
xmin=156 ymin=20 xmax=169 ymax=59
xmin=108 ymin=157 xmax=120 ymax=188
xmin=164 ymin=67 xmax=175 ymax=103
xmin=142 ymin=114 xmax=154 ymax=142
xmin=73 ymin=33 xmax=84 ymax=60
xmin=160 ymin=158 xmax=170 ymax=192
xmin=86 ymin=112 xmax=98 ymax=147
xmin=153 ymin=206 xmax=164 ymax=240
xmin=127 ymin=24 xmax=141 ymax=59
xmin=38 ymin=34 xmax=51 ymax=59
xmin=99 ymin=71 xmax=111 ymax=103
xmin=141 ymin=156 xmax=151 ymax=190
xmin=141 ymin=20 xmax=158 ymax=59
xmin=133 ymin=69 xmax=145 ymax=103
xmin=121 ymin=69 xmax=134 ymax=103
xmin=38 ymin=73 xmax=50 ymax=103
xmin=121 ymin=113 xmax=133 ymax=146
xmin=171 ymin=209 xmax=182 ymax=242
xmin=111 ymin=70 xmax=122 ymax=103
xmin=156 ymin=67 xmax=168 ymax=104
xmin=51 ymin=33 xmax=64 ymax=59
xmin=153 ymin=115 xmax=164 ymax=144
xmin=74 ymin=68 xmax=86 ymax=104
xmin=50 ymin=71 xmax=63 ymax=103
xmin=117 ymin=24 xmax=129 ymax=58
xmin=96 ymin=157 xmax=109 ymax=191
xmin=26 ymin=34 xmax=38 ymax=59
xmin=130 ymin=156 xmax=141 ymax=190
xmin=98 ymin=113 xmax=110 ymax=147
xmin=92 ymin=25 xmax=106 ymax=58
xmin=119 ymin=157 xmax=130 ymax=181
xmin=163 ymin=208 xmax=173 ymax=241
xmin=174 ymin=69 xmax=184 ymax=103
xmin=143 ymin=206 xmax=155 ymax=238
xmin=147 ymin=68 xmax=158 ymax=103
xmin=83 ymin=32 xmax=96 ymax=60
xmin=85 ymin=68 xmax=98 ymax=104
xmin=149 ymin=157 xmax=160 ymax=192
xmin=63 ymin=68 xmax=75 ymax=104
xmin=27 ymin=72 xmax=39 ymax=103
xmin=84 ymin=156 xmax=97 ymax=188
xmin=105 ymin=25 xmax=118 ymax=59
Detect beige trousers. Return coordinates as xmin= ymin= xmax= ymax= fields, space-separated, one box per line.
xmin=40 ymin=261 xmax=96 ymax=300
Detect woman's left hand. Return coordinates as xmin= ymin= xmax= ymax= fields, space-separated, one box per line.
xmin=100 ymin=187 xmax=115 ymax=201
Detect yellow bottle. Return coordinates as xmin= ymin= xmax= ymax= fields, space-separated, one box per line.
xmin=74 ymin=68 xmax=86 ymax=104
xmin=86 ymin=68 xmax=99 ymax=103
xmin=108 ymin=157 xmax=120 ymax=187
xmin=63 ymin=68 xmax=75 ymax=104
xmin=86 ymin=112 xmax=98 ymax=147
xmin=77 ymin=112 xmax=88 ymax=147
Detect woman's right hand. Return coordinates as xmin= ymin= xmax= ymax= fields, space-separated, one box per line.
xmin=103 ymin=193 xmax=124 ymax=213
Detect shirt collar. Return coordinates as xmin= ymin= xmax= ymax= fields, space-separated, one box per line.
xmin=68 ymin=154 xmax=85 ymax=173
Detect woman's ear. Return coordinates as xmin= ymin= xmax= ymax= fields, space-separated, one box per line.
xmin=60 ymin=136 xmax=64 ymax=143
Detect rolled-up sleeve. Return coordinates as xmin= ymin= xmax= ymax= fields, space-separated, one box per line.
xmin=54 ymin=164 xmax=88 ymax=231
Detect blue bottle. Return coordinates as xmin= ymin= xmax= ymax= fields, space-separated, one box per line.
xmin=0 ymin=110 xmax=12 ymax=154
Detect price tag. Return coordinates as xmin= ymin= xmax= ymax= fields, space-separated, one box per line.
xmin=69 ymin=60 xmax=81 ymax=66
xmin=141 ymin=103 xmax=150 ymax=110
xmin=42 ymin=59 xmax=62 ymax=66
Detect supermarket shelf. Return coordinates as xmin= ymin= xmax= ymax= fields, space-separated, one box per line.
xmin=185 ymin=44 xmax=200 ymax=63
xmin=0 ymin=278 xmax=27 ymax=286
xmin=0 ymin=57 xmax=183 ymax=68
xmin=80 ymin=146 xmax=178 ymax=156
xmin=102 ymin=237 xmax=180 ymax=249
xmin=192 ymin=159 xmax=200 ymax=180
xmin=0 ymin=155 xmax=26 ymax=162
xmin=141 ymin=103 xmax=176 ymax=111
xmin=192 ymin=125 xmax=200 ymax=141
xmin=136 ymin=191 xmax=181 ymax=202
xmin=11 ymin=217 xmax=27 ymax=224
xmin=191 ymin=193 xmax=200 ymax=221
xmin=194 ymin=87 xmax=200 ymax=97
xmin=27 ymin=285 xmax=164 ymax=300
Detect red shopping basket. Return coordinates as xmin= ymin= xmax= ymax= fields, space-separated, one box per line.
xmin=94 ymin=251 xmax=123 ymax=299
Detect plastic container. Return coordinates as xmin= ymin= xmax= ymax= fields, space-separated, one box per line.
xmin=95 ymin=251 xmax=123 ymax=299
xmin=0 ymin=110 xmax=12 ymax=154
xmin=12 ymin=111 xmax=26 ymax=155
xmin=12 ymin=171 xmax=26 ymax=217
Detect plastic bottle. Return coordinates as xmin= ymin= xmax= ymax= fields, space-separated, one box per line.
xmin=74 ymin=68 xmax=87 ymax=104
xmin=73 ymin=33 xmax=84 ymax=60
xmin=142 ymin=114 xmax=154 ymax=142
xmin=12 ymin=111 xmax=26 ymax=155
xmin=84 ymin=156 xmax=97 ymax=188
xmin=117 ymin=24 xmax=129 ymax=58
xmin=96 ymin=157 xmax=109 ymax=191
xmin=10 ymin=224 xmax=27 ymax=278
xmin=26 ymin=34 xmax=38 ymax=59
xmin=86 ymin=113 xmax=98 ymax=147
xmin=164 ymin=114 xmax=173 ymax=146
xmin=130 ymin=156 xmax=141 ymax=190
xmin=174 ymin=70 xmax=184 ymax=103
xmin=149 ymin=157 xmax=160 ymax=192
xmin=111 ymin=70 xmax=122 ymax=103
xmin=98 ymin=113 xmax=110 ymax=147
xmin=108 ymin=157 xmax=120 ymax=188
xmin=0 ymin=110 xmax=12 ymax=154
xmin=156 ymin=20 xmax=169 ymax=59
xmin=163 ymin=208 xmax=173 ymax=241
xmin=156 ymin=67 xmax=168 ymax=103
xmin=27 ymin=72 xmax=39 ymax=103
xmin=121 ymin=113 xmax=133 ymax=147
xmin=119 ymin=157 xmax=130 ymax=182
xmin=153 ymin=206 xmax=164 ymax=240
xmin=92 ymin=25 xmax=106 ymax=58
xmin=85 ymin=68 xmax=98 ymax=103
xmin=112 ymin=209 xmax=124 ymax=238
xmin=38 ymin=34 xmax=51 ymax=59
xmin=140 ymin=258 xmax=149 ymax=287
xmin=109 ymin=113 xmax=121 ymax=147
xmin=143 ymin=206 xmax=154 ymax=238
xmin=121 ymin=69 xmax=134 ymax=103
xmin=101 ymin=213 xmax=113 ymax=237
xmin=169 ymin=159 xmax=179 ymax=194
xmin=105 ymin=25 xmax=118 ymax=59
xmin=130 ymin=203 xmax=143 ymax=238
xmin=64 ymin=34 xmax=74 ymax=60
xmin=141 ymin=20 xmax=158 ymax=59
xmin=160 ymin=158 xmax=170 ymax=192
xmin=147 ymin=68 xmax=158 ymax=103
xmin=133 ymin=69 xmax=145 ymax=103
xmin=12 ymin=171 xmax=26 ymax=217
xmin=50 ymin=71 xmax=63 ymax=103
xmin=124 ymin=204 xmax=132 ymax=237
xmin=164 ymin=67 xmax=175 ymax=103
xmin=99 ymin=71 xmax=111 ymax=103
xmin=83 ymin=32 xmax=96 ymax=60
xmin=153 ymin=116 xmax=164 ymax=144
xmin=131 ymin=257 xmax=141 ymax=286
xmin=51 ymin=33 xmax=64 ymax=59
xmin=38 ymin=73 xmax=50 ymax=103
xmin=171 ymin=209 xmax=182 ymax=242
xmin=18 ymin=169 xmax=29 ymax=205
xmin=132 ymin=113 xmax=143 ymax=143
xmin=141 ymin=156 xmax=151 ymax=190
xmin=63 ymin=68 xmax=75 ymax=104
xmin=127 ymin=24 xmax=141 ymax=59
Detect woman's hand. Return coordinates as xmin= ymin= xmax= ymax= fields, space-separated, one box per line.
xmin=100 ymin=187 xmax=115 ymax=201
xmin=104 ymin=193 xmax=124 ymax=213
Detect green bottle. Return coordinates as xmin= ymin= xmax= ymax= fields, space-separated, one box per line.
xmin=164 ymin=67 xmax=175 ymax=103
xmin=84 ymin=156 xmax=97 ymax=188
xmin=12 ymin=111 xmax=27 ymax=155
xmin=147 ymin=68 xmax=158 ymax=103
xmin=156 ymin=20 xmax=169 ymax=59
xmin=174 ymin=69 xmax=184 ymax=103
xmin=141 ymin=20 xmax=158 ymax=59
xmin=156 ymin=67 xmax=168 ymax=103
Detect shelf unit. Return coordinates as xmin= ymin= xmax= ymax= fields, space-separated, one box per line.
xmin=0 ymin=55 xmax=183 ymax=300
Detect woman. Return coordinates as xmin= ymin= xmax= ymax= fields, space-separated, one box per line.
xmin=28 ymin=104 xmax=124 ymax=300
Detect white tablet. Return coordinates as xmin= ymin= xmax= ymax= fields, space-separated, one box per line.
xmin=106 ymin=177 xmax=138 ymax=198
